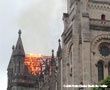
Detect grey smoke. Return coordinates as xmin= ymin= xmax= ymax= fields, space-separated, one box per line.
xmin=0 ymin=0 xmax=66 ymax=90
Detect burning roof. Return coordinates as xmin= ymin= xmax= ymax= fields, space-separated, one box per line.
xmin=24 ymin=53 xmax=51 ymax=76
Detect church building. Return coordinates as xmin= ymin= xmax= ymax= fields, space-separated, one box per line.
xmin=7 ymin=30 xmax=62 ymax=90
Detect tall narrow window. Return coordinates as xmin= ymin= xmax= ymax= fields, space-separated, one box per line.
xmin=97 ymin=61 xmax=104 ymax=81
xmin=108 ymin=62 xmax=110 ymax=75
xmin=69 ymin=44 xmax=73 ymax=77
xmin=101 ymin=14 xmax=106 ymax=20
xmin=70 ymin=51 xmax=72 ymax=67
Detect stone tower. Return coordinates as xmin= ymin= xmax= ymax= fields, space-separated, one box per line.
xmin=62 ymin=0 xmax=110 ymax=90
xmin=56 ymin=39 xmax=62 ymax=90
xmin=7 ymin=30 xmax=37 ymax=90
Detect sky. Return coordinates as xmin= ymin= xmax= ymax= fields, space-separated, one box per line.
xmin=0 ymin=0 xmax=66 ymax=89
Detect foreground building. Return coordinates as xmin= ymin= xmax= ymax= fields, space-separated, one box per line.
xmin=62 ymin=0 xmax=110 ymax=90
xmin=7 ymin=30 xmax=62 ymax=90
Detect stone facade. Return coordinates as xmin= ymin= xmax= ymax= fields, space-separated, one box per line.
xmin=62 ymin=0 xmax=110 ymax=90
xmin=7 ymin=30 xmax=62 ymax=90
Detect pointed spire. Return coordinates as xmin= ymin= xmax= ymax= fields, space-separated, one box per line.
xmin=50 ymin=49 xmax=56 ymax=66
xmin=57 ymin=39 xmax=62 ymax=58
xmin=52 ymin=49 xmax=54 ymax=58
xmin=58 ymin=39 xmax=61 ymax=50
xmin=12 ymin=45 xmax=15 ymax=51
xmin=9 ymin=45 xmax=15 ymax=59
xmin=14 ymin=30 xmax=25 ymax=56
xmin=11 ymin=45 xmax=15 ymax=57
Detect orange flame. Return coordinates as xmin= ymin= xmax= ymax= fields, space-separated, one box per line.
xmin=24 ymin=53 xmax=43 ymax=76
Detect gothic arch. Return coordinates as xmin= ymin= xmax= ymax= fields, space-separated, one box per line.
xmin=101 ymin=14 xmax=106 ymax=20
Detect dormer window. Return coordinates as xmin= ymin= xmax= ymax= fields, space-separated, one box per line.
xmin=101 ymin=14 xmax=106 ymax=20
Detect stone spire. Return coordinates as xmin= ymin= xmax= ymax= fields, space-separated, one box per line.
xmin=57 ymin=39 xmax=62 ymax=58
xmin=52 ymin=49 xmax=54 ymax=58
xmin=50 ymin=50 xmax=56 ymax=66
xmin=14 ymin=30 xmax=25 ymax=56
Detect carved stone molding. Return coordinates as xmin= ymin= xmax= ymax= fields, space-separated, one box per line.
xmin=91 ymin=34 xmax=110 ymax=52
xmin=91 ymin=34 xmax=110 ymax=61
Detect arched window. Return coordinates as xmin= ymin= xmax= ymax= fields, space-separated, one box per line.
xmin=99 ymin=42 xmax=110 ymax=57
xmin=97 ymin=61 xmax=104 ymax=81
xmin=101 ymin=14 xmax=106 ymax=20
xmin=108 ymin=62 xmax=110 ymax=75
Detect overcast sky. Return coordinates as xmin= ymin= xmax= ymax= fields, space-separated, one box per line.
xmin=0 ymin=0 xmax=66 ymax=89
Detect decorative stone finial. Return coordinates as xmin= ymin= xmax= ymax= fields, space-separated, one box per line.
xmin=52 ymin=49 xmax=54 ymax=58
xmin=52 ymin=49 xmax=54 ymax=53
xmin=18 ymin=29 xmax=22 ymax=37
xmin=58 ymin=39 xmax=61 ymax=46
xmin=12 ymin=45 xmax=15 ymax=50
xmin=58 ymin=39 xmax=61 ymax=43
